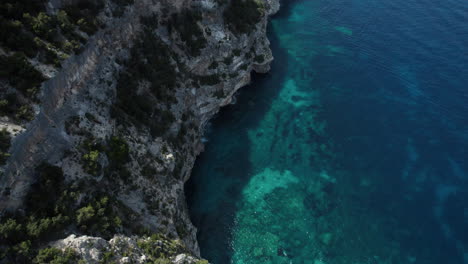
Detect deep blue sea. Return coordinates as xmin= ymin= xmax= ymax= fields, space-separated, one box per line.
xmin=186 ymin=0 xmax=468 ymax=263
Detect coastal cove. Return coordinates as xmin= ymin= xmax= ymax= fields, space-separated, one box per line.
xmin=187 ymin=0 xmax=468 ymax=263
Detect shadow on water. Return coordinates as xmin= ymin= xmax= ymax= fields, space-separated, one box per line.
xmin=184 ymin=1 xmax=303 ymax=262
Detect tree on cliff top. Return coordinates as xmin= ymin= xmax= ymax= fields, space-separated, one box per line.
xmin=224 ymin=0 xmax=264 ymax=34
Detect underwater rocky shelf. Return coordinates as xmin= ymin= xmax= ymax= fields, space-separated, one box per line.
xmin=187 ymin=0 xmax=468 ymax=263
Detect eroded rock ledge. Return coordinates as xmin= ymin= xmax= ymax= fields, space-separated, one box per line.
xmin=0 ymin=0 xmax=279 ymax=262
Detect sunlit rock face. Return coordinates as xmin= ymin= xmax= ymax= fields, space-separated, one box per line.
xmin=0 ymin=0 xmax=278 ymax=262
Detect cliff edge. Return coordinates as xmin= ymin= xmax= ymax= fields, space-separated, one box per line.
xmin=0 ymin=0 xmax=279 ymax=262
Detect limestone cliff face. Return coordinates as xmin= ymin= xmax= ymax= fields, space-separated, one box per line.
xmin=0 ymin=0 xmax=279 ymax=262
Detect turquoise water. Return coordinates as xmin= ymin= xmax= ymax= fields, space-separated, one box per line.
xmin=186 ymin=0 xmax=468 ymax=263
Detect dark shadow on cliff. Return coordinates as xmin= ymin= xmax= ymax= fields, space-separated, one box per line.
xmin=184 ymin=1 xmax=304 ymax=262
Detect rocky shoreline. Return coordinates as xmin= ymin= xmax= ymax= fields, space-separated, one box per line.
xmin=0 ymin=0 xmax=279 ymax=262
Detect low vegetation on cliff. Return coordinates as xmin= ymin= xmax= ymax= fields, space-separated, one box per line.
xmin=168 ymin=9 xmax=207 ymax=56
xmin=0 ymin=164 xmax=125 ymax=262
xmin=0 ymin=0 xmax=103 ymax=65
xmin=112 ymin=16 xmax=178 ymax=138
xmin=224 ymin=0 xmax=265 ymax=34
xmin=0 ymin=0 xmax=106 ymax=124
xmin=0 ymin=161 xmax=202 ymax=263
xmin=0 ymin=0 xmax=275 ymax=262
xmin=0 ymin=129 xmax=11 ymax=165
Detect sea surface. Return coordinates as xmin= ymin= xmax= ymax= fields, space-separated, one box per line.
xmin=186 ymin=0 xmax=468 ymax=263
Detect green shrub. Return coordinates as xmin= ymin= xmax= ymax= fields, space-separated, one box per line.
xmin=0 ymin=53 xmax=45 ymax=96
xmin=23 ymin=12 xmax=58 ymax=41
xmin=0 ymin=95 xmax=15 ymax=116
xmin=168 ymin=10 xmax=206 ymax=56
xmin=56 ymin=10 xmax=73 ymax=33
xmin=213 ymin=89 xmax=225 ymax=99
xmin=0 ymin=0 xmax=47 ymax=19
xmin=0 ymin=129 xmax=11 ymax=165
xmin=154 ymin=258 xmax=172 ymax=264
xmin=113 ymin=17 xmax=178 ymax=138
xmin=16 ymin=104 xmax=35 ymax=121
xmin=254 ymin=54 xmax=265 ymax=63
xmin=75 ymin=196 xmax=122 ymax=237
xmin=106 ymin=136 xmax=129 ymax=166
xmin=33 ymin=247 xmax=79 ymax=264
xmin=224 ymin=0 xmax=264 ymax=34
xmin=81 ymin=137 xmax=103 ymax=176
xmin=0 ymin=0 xmax=45 ymax=55
xmin=100 ymin=250 xmax=115 ymax=263
xmin=223 ymin=55 xmax=233 ymax=65
xmin=0 ymin=17 xmax=38 ymax=57
xmin=76 ymin=205 xmax=95 ymax=225
xmin=0 ymin=0 xmax=95 ymax=67
xmin=0 ymin=165 xmax=75 ymax=261
xmin=233 ymin=49 xmax=242 ymax=56
xmin=82 ymin=150 xmax=100 ymax=175
xmin=63 ymin=0 xmax=104 ymax=35
xmin=136 ymin=234 xmax=187 ymax=261
xmin=0 ymin=218 xmax=22 ymax=241
xmin=26 ymin=215 xmax=68 ymax=238
xmin=175 ymin=222 xmax=188 ymax=239
xmin=14 ymin=240 xmax=32 ymax=259
xmin=195 ymin=74 xmax=221 ymax=86
xmin=0 ymin=163 xmax=128 ymax=262
xmin=0 ymin=164 xmax=73 ymax=254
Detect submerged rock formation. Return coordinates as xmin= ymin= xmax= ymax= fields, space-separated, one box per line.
xmin=0 ymin=0 xmax=279 ymax=262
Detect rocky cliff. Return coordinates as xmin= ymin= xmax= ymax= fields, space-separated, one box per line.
xmin=0 ymin=0 xmax=279 ymax=262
